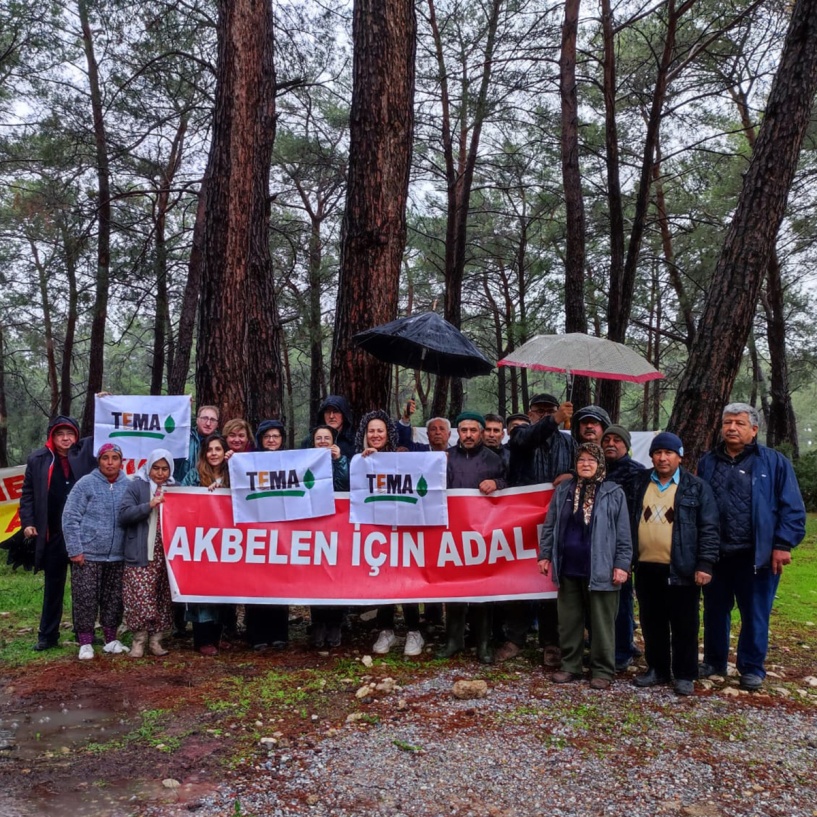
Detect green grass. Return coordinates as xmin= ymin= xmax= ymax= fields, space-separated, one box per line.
xmin=771 ymin=516 xmax=817 ymax=626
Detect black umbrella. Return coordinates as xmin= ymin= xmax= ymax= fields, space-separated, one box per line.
xmin=353 ymin=312 xmax=494 ymax=378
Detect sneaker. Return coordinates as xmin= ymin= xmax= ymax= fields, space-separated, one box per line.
xmin=372 ymin=629 xmax=397 ymax=654
xmin=103 ymin=639 xmax=130 ymax=655
xmin=404 ymin=631 xmax=424 ymax=657
xmin=633 ymin=668 xmax=671 ymax=687
xmin=78 ymin=644 xmax=94 ymax=661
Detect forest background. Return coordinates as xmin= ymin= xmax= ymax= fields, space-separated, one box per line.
xmin=1 ymin=0 xmax=817 ymax=478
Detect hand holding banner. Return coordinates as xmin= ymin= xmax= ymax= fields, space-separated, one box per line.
xmin=228 ymin=449 xmax=335 ymax=524
xmin=350 ymin=452 xmax=448 ymax=527
xmin=94 ymin=395 xmax=191 ymax=460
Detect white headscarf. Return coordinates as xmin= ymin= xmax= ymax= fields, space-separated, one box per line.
xmin=137 ymin=448 xmax=175 ymax=560
xmin=137 ymin=448 xmax=176 ymax=490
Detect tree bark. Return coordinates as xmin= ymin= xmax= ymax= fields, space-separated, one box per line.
xmin=428 ymin=0 xmax=503 ymax=419
xmin=559 ymin=0 xmax=590 ymax=410
xmin=59 ymin=223 xmax=80 ymax=416
xmin=167 ymin=176 xmax=206 ymax=396
xmin=0 ymin=322 xmax=8 ymax=468
xmin=330 ymin=0 xmax=416 ymax=420
xmin=730 ymin=84 xmax=799 ymax=455
xmin=195 ymin=0 xmax=284 ymax=428
xmin=78 ymin=0 xmax=112 ymax=435
xmin=669 ymin=0 xmax=817 ymax=469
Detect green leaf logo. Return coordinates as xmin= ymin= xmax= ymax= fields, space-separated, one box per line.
xmin=417 ymin=475 xmax=428 ymax=498
xmin=304 ymin=469 xmax=315 ymax=490
xmin=164 ymin=415 xmax=176 ymax=434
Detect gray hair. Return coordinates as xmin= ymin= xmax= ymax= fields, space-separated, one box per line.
xmin=722 ymin=402 xmax=760 ymax=426
xmin=426 ymin=416 xmax=451 ymax=431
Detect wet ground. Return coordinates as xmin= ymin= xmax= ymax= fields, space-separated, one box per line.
xmin=1 ymin=614 xmax=815 ymax=817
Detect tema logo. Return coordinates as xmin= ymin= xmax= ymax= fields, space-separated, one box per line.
xmin=110 ymin=412 xmax=176 ymax=440
xmin=245 ymin=469 xmax=315 ymax=500
xmin=364 ymin=474 xmax=428 ymax=505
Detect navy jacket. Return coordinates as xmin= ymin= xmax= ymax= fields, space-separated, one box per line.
xmin=631 ymin=468 xmax=720 ymax=584
xmin=698 ymin=442 xmax=805 ymax=568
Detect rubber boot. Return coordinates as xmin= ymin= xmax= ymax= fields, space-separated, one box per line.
xmin=149 ymin=632 xmax=168 ymax=656
xmin=474 ymin=605 xmax=494 ymax=665
xmin=129 ymin=631 xmax=148 ymax=659
xmin=438 ymin=603 xmax=467 ymax=658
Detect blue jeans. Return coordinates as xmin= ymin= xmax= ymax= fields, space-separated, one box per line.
xmin=702 ymin=549 xmax=780 ymax=678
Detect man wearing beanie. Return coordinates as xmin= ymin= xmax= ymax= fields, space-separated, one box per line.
xmin=20 ymin=416 xmax=97 ymax=651
xmin=601 ymin=424 xmax=645 ymax=671
xmin=630 ymin=431 xmax=720 ymax=695
xmin=697 ymin=403 xmax=805 ymax=691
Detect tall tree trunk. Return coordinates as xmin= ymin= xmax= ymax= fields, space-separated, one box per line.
xmin=59 ymin=224 xmax=80 ymax=416
xmin=195 ymin=0 xmax=284 ymax=428
xmin=330 ymin=0 xmax=416 ymax=420
xmin=167 ymin=176 xmax=207 ymax=396
xmin=30 ymin=241 xmax=59 ymax=415
xmin=79 ymin=0 xmax=111 ymax=436
xmin=429 ymin=0 xmax=503 ymax=419
xmin=730 ymin=84 xmax=799 ymax=455
xmin=0 ymin=322 xmax=8 ymax=468
xmin=151 ymin=115 xmax=187 ymax=396
xmin=307 ymin=213 xmax=324 ymax=427
xmin=559 ymin=0 xmax=590 ymax=410
xmin=670 ymin=0 xmax=817 ymax=469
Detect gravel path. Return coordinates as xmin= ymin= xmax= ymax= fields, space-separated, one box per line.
xmin=144 ymin=667 xmax=817 ymax=817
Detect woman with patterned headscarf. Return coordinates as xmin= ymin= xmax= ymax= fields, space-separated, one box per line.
xmin=537 ymin=443 xmax=632 ymax=689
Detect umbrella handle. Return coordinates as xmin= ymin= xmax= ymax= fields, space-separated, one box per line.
xmin=564 ymin=371 xmax=573 ymax=430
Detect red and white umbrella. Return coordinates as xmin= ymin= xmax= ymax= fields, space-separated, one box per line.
xmin=498 ymin=333 xmax=663 ymax=392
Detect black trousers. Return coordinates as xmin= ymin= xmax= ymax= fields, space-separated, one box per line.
xmin=635 ymin=562 xmax=700 ymax=682
xmin=245 ymin=605 xmax=289 ymax=647
xmin=38 ymin=533 xmax=71 ymax=644
xmin=503 ymin=599 xmax=559 ymax=648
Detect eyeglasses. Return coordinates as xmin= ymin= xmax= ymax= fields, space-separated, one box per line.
xmin=198 ymin=416 xmax=218 ymax=424
xmin=263 ymin=432 xmax=282 ymax=440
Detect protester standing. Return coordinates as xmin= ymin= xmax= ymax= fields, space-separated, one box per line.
xmin=697 ymin=403 xmax=806 ymax=690
xmin=538 ymin=443 xmax=631 ymax=689
xmin=355 ymin=410 xmax=425 ymax=657
xmin=119 ymin=448 xmax=176 ymax=658
xmin=20 ymin=415 xmax=96 ymax=651
xmin=631 ymin=433 xmax=719 ymax=695
xmin=244 ymin=420 xmax=291 ymax=651
xmin=181 ymin=433 xmax=232 ymax=655
xmin=61 ymin=444 xmax=131 ymax=660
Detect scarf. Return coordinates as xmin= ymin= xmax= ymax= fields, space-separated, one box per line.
xmin=136 ymin=448 xmax=175 ymax=560
xmin=572 ymin=442 xmax=606 ymax=526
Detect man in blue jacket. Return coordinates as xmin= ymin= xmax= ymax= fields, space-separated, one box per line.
xmin=697 ymin=403 xmax=806 ymax=691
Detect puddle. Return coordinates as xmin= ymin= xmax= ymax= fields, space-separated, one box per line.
xmin=0 ymin=703 xmax=131 ymax=760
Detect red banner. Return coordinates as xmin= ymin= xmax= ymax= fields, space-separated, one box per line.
xmin=161 ymin=485 xmax=557 ymax=604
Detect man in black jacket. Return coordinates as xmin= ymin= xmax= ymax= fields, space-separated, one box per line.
xmin=630 ymin=432 xmax=720 ymax=695
xmin=20 ymin=415 xmax=96 ymax=651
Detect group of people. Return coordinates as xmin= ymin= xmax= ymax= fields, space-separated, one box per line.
xmin=19 ymin=394 xmax=805 ymax=697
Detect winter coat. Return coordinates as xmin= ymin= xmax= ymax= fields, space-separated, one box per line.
xmin=507 ymin=417 xmax=574 ymax=486
xmin=631 ymin=468 xmax=720 ymax=584
xmin=301 ymin=396 xmax=356 ymax=460
xmin=605 ymin=454 xmax=646 ymax=512
xmin=538 ymin=480 xmax=632 ymax=591
xmin=118 ymin=478 xmax=155 ymax=567
xmin=446 ymin=443 xmax=507 ymax=490
xmin=698 ymin=442 xmax=805 ymax=568
xmin=61 ymin=469 xmax=130 ymax=561
xmin=19 ymin=415 xmax=97 ymax=570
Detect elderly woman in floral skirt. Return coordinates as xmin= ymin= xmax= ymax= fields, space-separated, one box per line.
xmin=119 ymin=448 xmax=176 ymax=658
